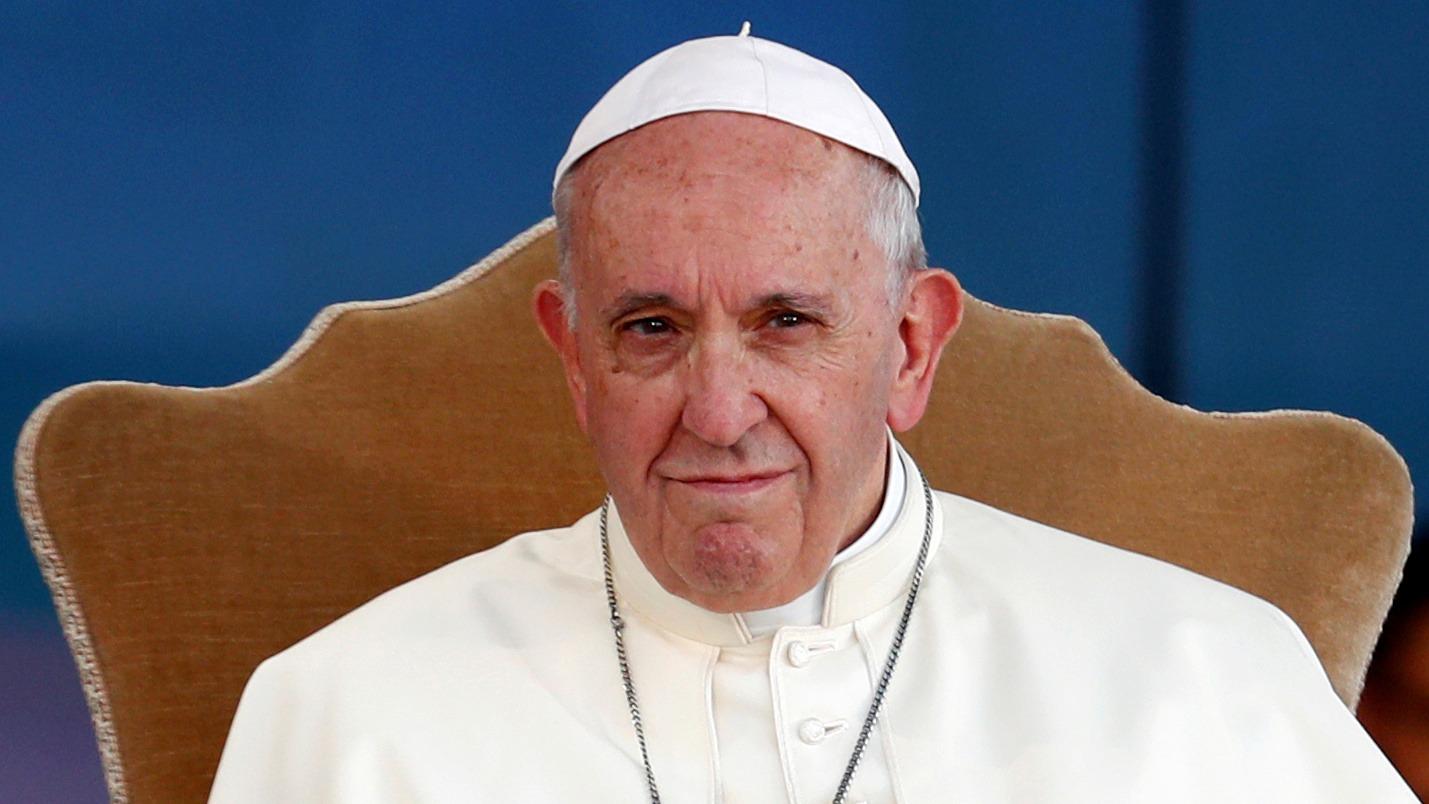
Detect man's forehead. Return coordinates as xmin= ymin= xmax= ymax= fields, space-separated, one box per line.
xmin=566 ymin=118 xmax=872 ymax=280
xmin=577 ymin=204 xmax=874 ymax=323
xmin=560 ymin=113 xmax=881 ymax=320
xmin=572 ymin=112 xmax=863 ymax=204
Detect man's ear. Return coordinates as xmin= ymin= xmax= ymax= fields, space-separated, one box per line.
xmin=532 ymin=279 xmax=590 ymax=433
xmin=887 ymin=268 xmax=963 ymax=432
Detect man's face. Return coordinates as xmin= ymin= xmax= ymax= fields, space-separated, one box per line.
xmin=547 ymin=112 xmax=910 ymax=613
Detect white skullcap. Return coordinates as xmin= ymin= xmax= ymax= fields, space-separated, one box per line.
xmin=553 ymin=23 xmax=920 ymax=206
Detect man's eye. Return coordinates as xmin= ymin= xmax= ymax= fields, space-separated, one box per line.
xmin=769 ymin=311 xmax=810 ymax=329
xmin=622 ymin=317 xmax=673 ymax=336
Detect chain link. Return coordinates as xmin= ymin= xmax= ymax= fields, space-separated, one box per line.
xmin=600 ymin=469 xmax=934 ymax=804
xmin=601 ymin=503 xmax=662 ymax=803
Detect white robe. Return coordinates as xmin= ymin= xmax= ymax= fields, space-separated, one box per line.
xmin=209 ymin=442 xmax=1414 ymax=802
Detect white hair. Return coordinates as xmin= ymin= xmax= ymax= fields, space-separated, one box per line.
xmin=858 ymin=153 xmax=927 ymax=302
xmin=553 ymin=151 xmax=925 ymax=328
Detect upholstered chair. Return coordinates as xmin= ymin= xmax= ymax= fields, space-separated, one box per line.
xmin=14 ymin=219 xmax=1413 ymax=802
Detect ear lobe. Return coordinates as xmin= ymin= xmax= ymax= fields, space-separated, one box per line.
xmin=887 ymin=268 xmax=963 ymax=432
xmin=531 ymin=279 xmax=590 ymax=432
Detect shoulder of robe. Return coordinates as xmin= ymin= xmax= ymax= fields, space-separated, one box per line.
xmin=929 ymin=489 xmax=1323 ymax=671
xmin=925 ymin=491 xmax=1417 ymax=801
xmin=248 ymin=508 xmax=606 ymax=687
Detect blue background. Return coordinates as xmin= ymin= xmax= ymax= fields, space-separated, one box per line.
xmin=3 ymin=2 xmax=1425 ymax=798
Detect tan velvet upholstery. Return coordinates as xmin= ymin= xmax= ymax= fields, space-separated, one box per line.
xmin=14 ymin=218 xmax=1413 ymax=803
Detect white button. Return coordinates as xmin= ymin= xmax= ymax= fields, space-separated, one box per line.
xmin=785 ymin=639 xmax=834 ymax=668
xmin=797 ymin=718 xmax=827 ymax=744
xmin=787 ymin=641 xmax=812 ymax=667
xmin=796 ymin=717 xmax=846 ymax=745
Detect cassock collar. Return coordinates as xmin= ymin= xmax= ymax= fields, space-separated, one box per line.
xmin=606 ymin=435 xmax=943 ymax=647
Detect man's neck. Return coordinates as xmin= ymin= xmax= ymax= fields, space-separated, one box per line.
xmin=836 ymin=446 xmax=890 ymax=554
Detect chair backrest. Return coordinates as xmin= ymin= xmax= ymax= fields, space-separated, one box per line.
xmin=14 ymin=218 xmax=1413 ymax=803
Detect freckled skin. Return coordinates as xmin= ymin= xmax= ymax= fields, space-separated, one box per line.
xmin=533 ymin=112 xmax=964 ymax=612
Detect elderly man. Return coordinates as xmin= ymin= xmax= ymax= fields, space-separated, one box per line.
xmin=209 ymin=30 xmax=1413 ymax=802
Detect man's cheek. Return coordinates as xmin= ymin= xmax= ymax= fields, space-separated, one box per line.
xmin=593 ymin=380 xmax=676 ymax=445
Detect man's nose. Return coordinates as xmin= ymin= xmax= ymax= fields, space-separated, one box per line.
xmin=679 ymin=340 xmax=767 ymax=448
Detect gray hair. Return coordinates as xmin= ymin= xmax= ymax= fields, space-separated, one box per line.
xmin=553 ymin=151 xmax=925 ymax=328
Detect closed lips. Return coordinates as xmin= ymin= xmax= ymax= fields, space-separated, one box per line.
xmin=671 ymin=471 xmax=791 ymax=492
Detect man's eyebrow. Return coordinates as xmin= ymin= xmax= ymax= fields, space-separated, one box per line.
xmin=600 ymin=290 xmax=837 ymax=323
xmin=756 ymin=292 xmax=836 ymax=316
xmin=602 ymin=292 xmax=676 ymax=324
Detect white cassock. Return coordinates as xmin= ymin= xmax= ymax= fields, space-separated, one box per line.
xmin=209 ymin=438 xmax=1414 ymax=802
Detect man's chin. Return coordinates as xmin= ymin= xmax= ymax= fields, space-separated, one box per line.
xmin=665 ymin=523 xmax=812 ymax=613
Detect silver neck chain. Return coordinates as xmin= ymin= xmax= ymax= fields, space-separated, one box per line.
xmin=599 ymin=470 xmax=935 ymax=804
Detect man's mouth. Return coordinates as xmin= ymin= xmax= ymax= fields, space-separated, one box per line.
xmin=667 ymin=470 xmax=792 ymax=495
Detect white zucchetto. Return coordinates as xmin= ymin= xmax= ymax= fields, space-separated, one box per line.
xmin=553 ymin=23 xmax=920 ymax=205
